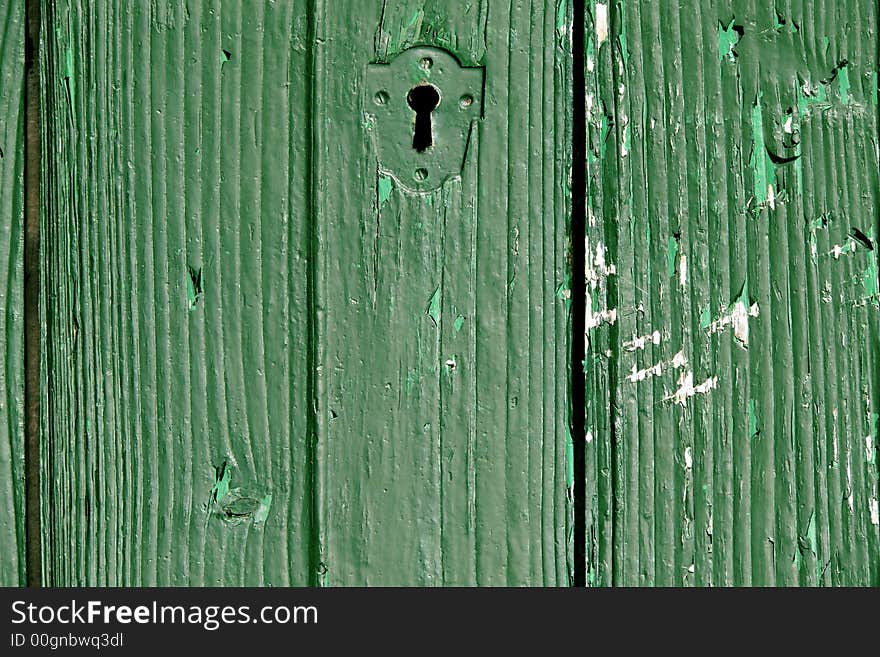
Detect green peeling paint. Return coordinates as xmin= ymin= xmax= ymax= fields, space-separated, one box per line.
xmin=700 ymin=306 xmax=711 ymax=329
xmin=617 ymin=1 xmax=628 ymax=66
xmin=210 ymin=461 xmax=231 ymax=506
xmin=836 ymin=64 xmax=851 ymax=104
xmin=555 ymin=0 xmax=567 ymax=37
xmin=253 ymin=494 xmax=273 ymax=524
xmin=426 ymin=286 xmax=441 ymax=326
xmin=862 ymin=261 xmax=879 ymax=299
xmin=555 ymin=277 xmax=572 ymax=312
xmin=453 ymin=314 xmax=465 ymax=333
xmin=749 ymin=92 xmax=773 ymax=205
xmin=186 ymin=266 xmax=202 ymax=311
xmin=377 ymin=174 xmax=393 ymax=209
xmin=798 ymin=81 xmax=829 ymax=118
xmin=718 ymin=19 xmax=741 ymax=63
xmin=869 ymin=413 xmax=879 ymax=464
xmin=773 ymin=10 xmax=798 ymax=34
xmin=667 ymin=236 xmax=678 ymax=279
xmin=749 ymin=399 xmax=759 ymax=438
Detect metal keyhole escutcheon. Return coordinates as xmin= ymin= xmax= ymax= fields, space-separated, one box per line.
xmin=365 ymin=46 xmax=485 ymax=192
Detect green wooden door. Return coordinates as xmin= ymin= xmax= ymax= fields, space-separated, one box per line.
xmin=36 ymin=0 xmax=572 ymax=586
xmin=7 ymin=0 xmax=876 ymax=588
xmin=582 ymin=0 xmax=880 ymax=586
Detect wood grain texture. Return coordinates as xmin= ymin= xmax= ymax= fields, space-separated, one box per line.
xmin=0 ymin=0 xmax=26 ymax=587
xmin=315 ymin=0 xmax=572 ymax=585
xmin=40 ymin=0 xmax=315 ymax=585
xmin=40 ymin=0 xmax=573 ymax=586
xmin=583 ymin=0 xmax=880 ymax=586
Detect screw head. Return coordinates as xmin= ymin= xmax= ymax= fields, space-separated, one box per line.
xmin=459 ymin=94 xmax=474 ymax=109
xmin=414 ymin=168 xmax=428 ymax=182
xmin=373 ymin=90 xmax=389 ymax=106
xmin=419 ymin=57 xmax=433 ymax=70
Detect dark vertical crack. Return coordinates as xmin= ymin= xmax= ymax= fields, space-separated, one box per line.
xmin=24 ymin=0 xmax=43 ymax=587
xmin=305 ymin=0 xmax=326 ymax=588
xmin=571 ymin=0 xmax=587 ymax=587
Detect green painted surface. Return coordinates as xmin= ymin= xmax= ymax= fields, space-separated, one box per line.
xmin=319 ymin=0 xmax=571 ymax=586
xmin=40 ymin=0 xmax=316 ymax=585
xmin=583 ymin=0 xmax=880 ymax=586
xmin=0 ymin=0 xmax=25 ymax=587
xmin=39 ymin=0 xmax=572 ymax=585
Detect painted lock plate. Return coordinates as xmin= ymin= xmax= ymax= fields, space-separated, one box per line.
xmin=365 ymin=46 xmax=484 ymax=193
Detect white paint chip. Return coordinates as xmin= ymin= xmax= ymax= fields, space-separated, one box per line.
xmin=870 ymin=498 xmax=879 ymax=526
xmin=623 ymin=330 xmax=661 ymax=352
xmin=627 ymin=361 xmax=663 ymax=383
xmin=708 ymin=300 xmax=760 ymax=347
xmin=665 ymin=371 xmax=719 ymax=406
xmin=672 ymin=350 xmax=688 ymax=369
xmin=595 ymin=4 xmax=609 ymax=45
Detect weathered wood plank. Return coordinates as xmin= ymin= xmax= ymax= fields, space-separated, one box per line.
xmin=0 ymin=0 xmax=26 ymax=587
xmin=316 ymin=0 xmax=572 ymax=585
xmin=40 ymin=0 xmax=315 ymax=585
xmin=583 ymin=0 xmax=880 ymax=586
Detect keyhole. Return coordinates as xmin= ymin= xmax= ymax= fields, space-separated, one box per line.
xmin=407 ymin=84 xmax=440 ymax=153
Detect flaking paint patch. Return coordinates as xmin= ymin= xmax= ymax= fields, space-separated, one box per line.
xmin=836 ymin=63 xmax=851 ymax=105
xmin=555 ymin=0 xmax=567 ymax=37
xmin=861 ymin=261 xmax=879 ymax=300
xmin=595 ymin=3 xmax=609 ymax=46
xmin=749 ymin=399 xmax=759 ymax=437
xmin=672 ymin=350 xmax=688 ymax=369
xmin=586 ymin=238 xmax=616 ymax=284
xmin=870 ymin=499 xmax=879 ymax=526
xmin=426 ymin=286 xmax=441 ymax=327
xmin=253 ymin=494 xmax=272 ymax=524
xmin=749 ymin=92 xmax=774 ymax=207
xmin=186 ymin=266 xmax=203 ymax=311
xmin=628 ymin=351 xmax=688 ymax=385
xmin=829 ymin=239 xmax=856 ymax=259
xmin=667 ymin=236 xmax=679 ymax=279
xmin=377 ymin=174 xmax=394 ymax=209
xmin=627 ymin=361 xmax=663 ymax=383
xmin=665 ymin=372 xmax=719 ymax=406
xmin=565 ymin=425 xmax=574 ymax=489
xmin=707 ymin=286 xmax=759 ymax=348
xmin=718 ymin=19 xmax=742 ymax=63
xmin=210 ymin=461 xmax=231 ymax=507
xmin=586 ymin=303 xmax=617 ymax=330
xmin=623 ymin=330 xmax=660 ymax=352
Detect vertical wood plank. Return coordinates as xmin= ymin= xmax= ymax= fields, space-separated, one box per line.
xmin=316 ymin=0 xmax=572 ymax=585
xmin=0 ymin=0 xmax=25 ymax=587
xmin=40 ymin=0 xmax=315 ymax=585
xmin=584 ymin=0 xmax=880 ymax=586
